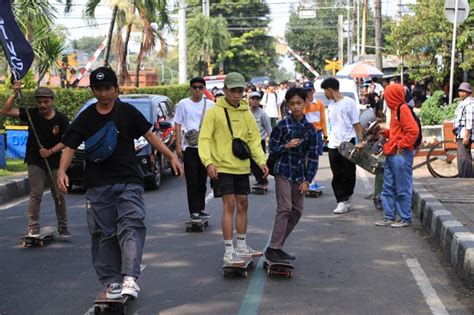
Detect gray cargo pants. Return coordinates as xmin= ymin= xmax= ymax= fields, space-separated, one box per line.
xmin=269 ymin=175 xmax=305 ymax=249
xmin=85 ymin=183 xmax=146 ymax=286
xmin=457 ymin=139 xmax=473 ymax=178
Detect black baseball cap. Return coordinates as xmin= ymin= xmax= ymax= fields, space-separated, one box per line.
xmin=90 ymin=67 xmax=118 ymax=87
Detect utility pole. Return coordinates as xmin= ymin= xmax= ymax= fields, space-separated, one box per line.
xmin=347 ymin=2 xmax=352 ymax=64
xmin=356 ymin=0 xmax=360 ymax=57
xmin=202 ymin=0 xmax=210 ymax=16
xmin=338 ymin=15 xmax=344 ymax=64
xmin=397 ymin=0 xmax=402 ymax=20
xmin=178 ymin=0 xmax=187 ymax=84
xmin=352 ymin=0 xmax=357 ymax=60
xmin=374 ymin=0 xmax=383 ymax=71
xmin=361 ymin=0 xmax=366 ymax=56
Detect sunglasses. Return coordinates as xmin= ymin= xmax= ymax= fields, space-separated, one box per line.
xmin=191 ymin=85 xmax=205 ymax=90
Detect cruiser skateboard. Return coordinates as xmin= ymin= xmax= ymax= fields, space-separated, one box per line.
xmin=93 ymin=291 xmax=130 ymax=315
xmin=223 ymin=257 xmax=254 ymax=278
xmin=263 ymin=259 xmax=294 ymax=278
xmin=185 ymin=220 xmax=208 ymax=232
xmin=251 ymin=185 xmax=268 ymax=195
xmin=21 ymin=227 xmax=56 ymax=248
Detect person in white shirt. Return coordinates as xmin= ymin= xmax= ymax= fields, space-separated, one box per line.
xmin=454 ymin=82 xmax=474 ymax=178
xmin=174 ymin=77 xmax=215 ymax=221
xmin=322 ymin=78 xmax=364 ymax=214
xmin=262 ymin=81 xmax=281 ymax=126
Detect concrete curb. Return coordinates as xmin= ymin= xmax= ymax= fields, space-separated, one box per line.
xmin=0 ymin=176 xmax=30 ymax=205
xmin=413 ymin=181 xmax=474 ymax=289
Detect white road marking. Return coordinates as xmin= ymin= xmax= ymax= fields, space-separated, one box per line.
xmin=205 ymin=191 xmax=214 ymax=204
xmin=356 ymin=166 xmax=372 ymax=190
xmin=404 ymin=255 xmax=449 ymax=315
xmin=0 ymin=196 xmax=29 ymax=211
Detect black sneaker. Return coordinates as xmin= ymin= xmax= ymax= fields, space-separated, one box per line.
xmin=58 ymin=227 xmax=71 ymax=240
xmin=190 ymin=213 xmax=202 ymax=222
xmin=279 ymin=249 xmax=296 ymax=261
xmin=264 ymin=247 xmax=289 ymax=263
xmin=198 ymin=211 xmax=211 ymax=219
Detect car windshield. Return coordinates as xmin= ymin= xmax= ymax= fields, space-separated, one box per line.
xmin=314 ymin=92 xmax=357 ymax=107
xmin=77 ymin=98 xmax=153 ymax=122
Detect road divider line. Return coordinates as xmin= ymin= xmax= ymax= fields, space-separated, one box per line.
xmin=205 ymin=191 xmax=214 ymax=204
xmin=404 ymin=255 xmax=449 ymax=315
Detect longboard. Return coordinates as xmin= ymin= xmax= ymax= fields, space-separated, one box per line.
xmin=21 ymin=232 xmax=55 ymax=248
xmin=306 ymin=186 xmax=323 ymax=198
xmin=338 ymin=141 xmax=384 ymax=175
xmin=185 ymin=220 xmax=208 ymax=232
xmin=251 ymin=186 xmax=268 ymax=195
xmin=93 ymin=291 xmax=130 ymax=315
xmin=263 ymin=260 xmax=294 ymax=278
xmin=223 ymin=257 xmax=254 ymax=278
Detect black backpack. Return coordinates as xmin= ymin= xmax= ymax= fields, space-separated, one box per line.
xmin=397 ymin=104 xmax=422 ymax=149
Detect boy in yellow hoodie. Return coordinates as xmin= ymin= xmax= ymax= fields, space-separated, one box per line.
xmin=198 ymin=72 xmax=269 ymax=265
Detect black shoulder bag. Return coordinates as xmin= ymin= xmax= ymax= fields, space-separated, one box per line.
xmin=224 ymin=108 xmax=251 ymax=160
xmin=267 ymin=122 xmax=312 ymax=176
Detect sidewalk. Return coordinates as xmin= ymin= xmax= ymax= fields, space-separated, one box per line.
xmin=0 ymin=172 xmax=29 ymax=205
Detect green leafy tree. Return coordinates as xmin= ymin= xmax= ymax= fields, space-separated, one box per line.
xmin=187 ymin=0 xmax=278 ymax=78
xmin=72 ymin=36 xmax=104 ymax=55
xmin=384 ymin=0 xmax=474 ymax=87
xmin=186 ymin=14 xmax=229 ymax=76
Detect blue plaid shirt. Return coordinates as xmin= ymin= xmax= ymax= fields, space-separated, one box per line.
xmin=269 ymin=116 xmax=319 ymax=183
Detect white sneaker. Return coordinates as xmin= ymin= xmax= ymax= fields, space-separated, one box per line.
xmin=236 ymin=245 xmax=264 ymax=258
xmin=121 ymin=276 xmax=140 ymax=298
xmin=343 ymin=201 xmax=352 ymax=209
xmin=333 ymin=202 xmax=348 ymax=214
xmin=106 ymin=282 xmax=122 ymax=299
xmin=223 ymin=252 xmax=245 ymax=265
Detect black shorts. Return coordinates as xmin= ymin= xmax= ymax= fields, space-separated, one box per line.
xmin=213 ymin=173 xmax=250 ymax=197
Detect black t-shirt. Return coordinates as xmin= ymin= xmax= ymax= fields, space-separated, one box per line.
xmin=19 ymin=108 xmax=70 ymax=170
xmin=62 ymin=102 xmax=152 ymax=188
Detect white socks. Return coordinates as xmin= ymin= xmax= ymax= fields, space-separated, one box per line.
xmin=236 ymin=234 xmax=247 ymax=250
xmin=224 ymin=240 xmax=234 ymax=255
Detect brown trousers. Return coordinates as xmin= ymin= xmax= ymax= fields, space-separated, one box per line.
xmin=269 ymin=175 xmax=305 ymax=249
xmin=27 ymin=164 xmax=67 ymax=229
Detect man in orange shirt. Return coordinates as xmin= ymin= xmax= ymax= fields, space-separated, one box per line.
xmin=303 ymin=81 xmax=327 ymax=191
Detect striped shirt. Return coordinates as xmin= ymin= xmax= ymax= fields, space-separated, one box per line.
xmin=454 ymin=96 xmax=474 ymax=140
xmin=269 ymin=116 xmax=319 ymax=183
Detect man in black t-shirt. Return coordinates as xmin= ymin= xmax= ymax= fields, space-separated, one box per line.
xmin=57 ymin=67 xmax=183 ymax=300
xmin=0 ymin=82 xmax=70 ymax=238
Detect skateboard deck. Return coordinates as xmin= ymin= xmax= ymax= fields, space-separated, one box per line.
xmin=306 ymin=187 xmax=323 ymax=198
xmin=263 ymin=259 xmax=294 ymax=278
xmin=21 ymin=232 xmax=55 ymax=248
xmin=93 ymin=291 xmax=130 ymax=315
xmin=338 ymin=141 xmax=384 ymax=175
xmin=251 ymin=186 xmax=268 ymax=195
xmin=185 ymin=220 xmax=208 ymax=232
xmin=223 ymin=257 xmax=254 ymax=278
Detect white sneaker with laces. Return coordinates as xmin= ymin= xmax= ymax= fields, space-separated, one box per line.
xmin=223 ymin=252 xmax=245 ymax=265
xmin=236 ymin=245 xmax=264 ymax=258
xmin=333 ymin=202 xmax=348 ymax=214
xmin=121 ymin=276 xmax=140 ymax=298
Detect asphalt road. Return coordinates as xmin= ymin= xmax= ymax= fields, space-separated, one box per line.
xmin=0 ymin=156 xmax=473 ymax=315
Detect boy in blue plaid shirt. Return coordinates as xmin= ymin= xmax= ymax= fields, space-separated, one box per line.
xmin=265 ymin=88 xmax=319 ymax=262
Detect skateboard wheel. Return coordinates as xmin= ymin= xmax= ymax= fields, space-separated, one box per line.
xmin=39 ymin=240 xmax=44 ymax=247
xmin=242 ymin=271 xmax=248 ymax=278
xmin=267 ymin=268 xmax=271 ymax=276
xmin=94 ymin=306 xmax=101 ymax=315
xmin=22 ymin=241 xmax=27 ymax=248
xmin=223 ymin=270 xmax=231 ymax=278
xmin=199 ymin=227 xmax=204 ymax=232
xmin=287 ymin=271 xmax=292 ymax=278
xmin=185 ymin=227 xmax=191 ymax=232
xmin=204 ymin=222 xmax=208 ymax=227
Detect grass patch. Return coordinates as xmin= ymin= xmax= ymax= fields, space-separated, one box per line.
xmin=0 ymin=159 xmax=27 ymax=176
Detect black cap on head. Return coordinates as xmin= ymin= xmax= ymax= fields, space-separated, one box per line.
xmin=90 ymin=67 xmax=118 ymax=87
xmin=190 ymin=77 xmax=206 ymax=86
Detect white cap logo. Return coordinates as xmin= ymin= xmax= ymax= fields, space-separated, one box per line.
xmin=96 ymin=72 xmax=105 ymax=80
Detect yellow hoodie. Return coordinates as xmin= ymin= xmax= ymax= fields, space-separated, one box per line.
xmin=198 ymin=97 xmax=267 ymax=174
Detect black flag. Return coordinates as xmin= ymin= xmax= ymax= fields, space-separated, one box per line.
xmin=0 ymin=0 xmax=34 ymax=80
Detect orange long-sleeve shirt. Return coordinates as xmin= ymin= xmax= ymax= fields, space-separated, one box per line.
xmin=304 ymin=100 xmax=327 ymax=137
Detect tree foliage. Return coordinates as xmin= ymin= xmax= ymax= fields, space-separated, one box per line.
xmin=186 ymin=14 xmax=229 ymax=76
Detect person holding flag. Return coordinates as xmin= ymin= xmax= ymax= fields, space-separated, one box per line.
xmin=1 ymin=82 xmax=70 ymax=238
